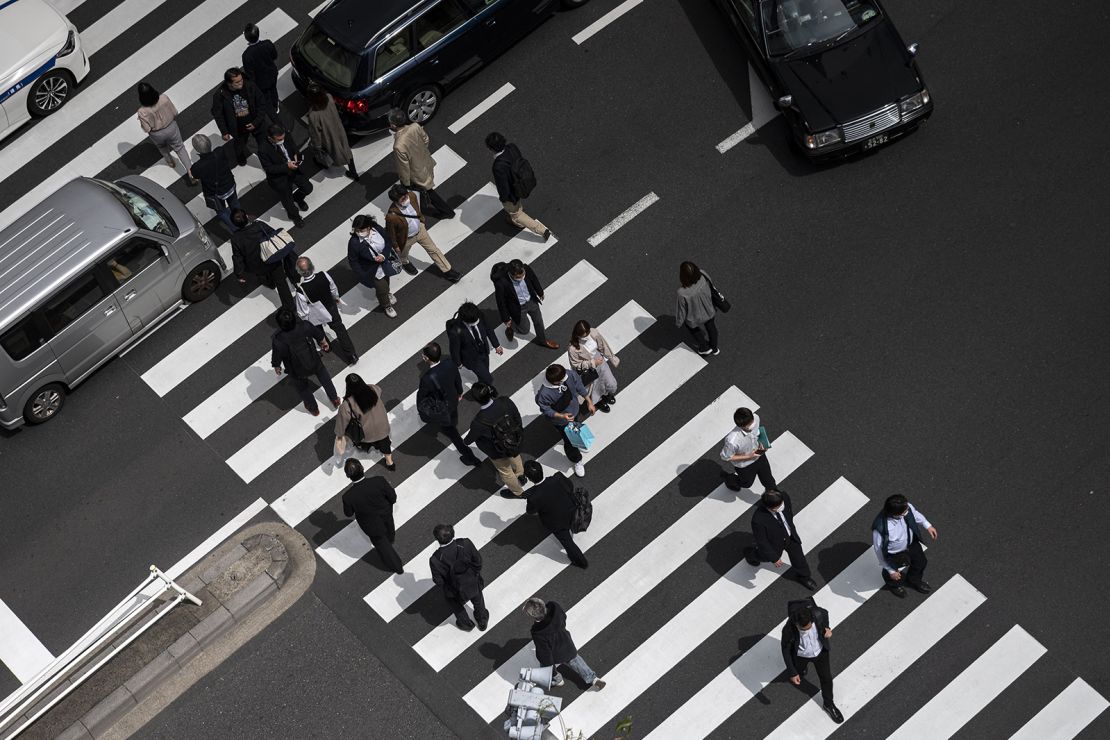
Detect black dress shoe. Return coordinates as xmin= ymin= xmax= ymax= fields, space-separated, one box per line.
xmin=476 ymin=618 xmax=488 ymax=631
xmin=890 ymin=584 xmax=907 ymax=598
xmin=455 ymin=619 xmax=475 ymax=632
xmin=798 ymin=576 xmax=818 ymax=591
xmin=910 ymin=580 xmax=932 ymax=594
xmin=296 ymin=199 xmax=309 ymax=212
xmin=442 ymin=269 xmax=461 ymax=282
xmin=293 ymin=216 xmax=305 ymax=229
xmin=596 ymin=402 xmax=611 ymax=413
xmin=517 ymin=475 xmax=528 ymax=486
xmin=602 ymin=394 xmax=616 ymax=406
xmin=824 ymin=703 xmax=844 ymax=724
xmin=401 ymin=261 xmax=419 ymax=276
xmin=498 ymin=489 xmax=521 ymax=499
xmin=460 ymin=456 xmax=481 ymax=467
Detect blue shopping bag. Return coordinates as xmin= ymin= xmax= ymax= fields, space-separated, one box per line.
xmin=565 ymin=422 xmax=595 ymax=451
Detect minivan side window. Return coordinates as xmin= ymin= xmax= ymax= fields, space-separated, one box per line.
xmin=42 ymin=273 xmax=107 ymax=334
xmin=0 ymin=315 xmax=47 ymax=362
xmin=413 ymin=1 xmax=467 ymax=51
xmin=375 ymin=29 xmax=412 ymax=78
xmin=106 ymin=238 xmax=163 ymax=286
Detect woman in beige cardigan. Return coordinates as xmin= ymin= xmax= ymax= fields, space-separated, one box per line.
xmin=567 ymin=320 xmax=619 ymax=413
xmin=136 ymin=81 xmax=197 ymax=186
xmin=334 ymin=374 xmax=394 ymax=470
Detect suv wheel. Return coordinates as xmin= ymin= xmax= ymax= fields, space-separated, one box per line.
xmin=403 ymin=85 xmax=441 ymax=124
xmin=24 ymin=383 xmax=65 ymax=425
xmin=28 ymin=70 xmax=75 ymax=116
xmin=182 ymin=261 xmax=221 ymax=302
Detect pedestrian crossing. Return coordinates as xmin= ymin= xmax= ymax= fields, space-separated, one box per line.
xmin=1 ymin=3 xmax=1107 ymax=738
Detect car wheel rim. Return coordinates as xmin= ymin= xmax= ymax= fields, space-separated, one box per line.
xmin=407 ymin=91 xmax=437 ymax=123
xmin=190 ymin=269 xmax=217 ymax=297
xmin=36 ymin=77 xmax=68 ymax=111
xmin=33 ymin=390 xmax=62 ymax=418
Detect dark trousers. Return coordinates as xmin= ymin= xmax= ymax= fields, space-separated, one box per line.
xmin=747 ymin=536 xmax=811 ymax=579
xmin=261 ymin=84 xmax=280 ymax=113
xmin=363 ymin=517 xmax=402 ymax=574
xmin=558 ymin=424 xmax=584 ymax=464
xmin=261 ymin=261 xmax=296 ymax=311
xmin=728 ymin=452 xmax=777 ymax=492
xmin=290 ymin=366 xmax=338 ymax=413
xmin=882 ymin=539 xmax=928 ymax=587
xmin=445 ymin=589 xmax=487 ymax=627
xmin=793 ymin=649 xmax=834 ymax=705
xmin=439 ymin=421 xmax=479 ymax=462
xmin=325 ymin=305 xmax=357 ymax=363
xmin=554 ymin=529 xmax=588 ymax=568
xmin=232 ymin=123 xmax=267 ymax=165
xmin=511 ymin=299 xmax=548 ymax=343
xmin=464 ymin=353 xmax=494 ymax=387
xmin=358 ymin=436 xmax=392 ymax=455
xmin=687 ymin=318 xmax=719 ymax=352
xmin=415 ymin=186 xmax=454 ymax=217
xmin=209 ymin=189 xmax=241 ymax=233
xmin=269 ymin=170 xmax=314 ymax=221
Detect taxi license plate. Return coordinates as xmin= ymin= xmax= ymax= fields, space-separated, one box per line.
xmin=863 ymin=134 xmax=889 ymax=150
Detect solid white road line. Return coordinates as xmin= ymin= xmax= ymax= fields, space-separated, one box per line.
xmin=315 ymin=263 xmax=608 ymax=573
xmin=586 ymin=192 xmax=658 ymax=247
xmin=0 ymin=599 xmax=54 ymax=684
xmin=447 ymin=82 xmax=515 ymax=134
xmin=1009 ymin=677 xmax=1109 ymax=740
xmin=418 ymin=388 xmax=751 ymax=671
xmin=717 ymin=63 xmax=780 ymax=154
xmin=181 ymin=158 xmax=475 ymax=439
xmin=229 ymin=230 xmax=553 ymax=483
xmin=765 ymin=575 xmax=987 ymax=740
xmin=366 ymin=345 xmax=707 ymax=624
xmin=648 ymin=537 xmax=894 ymax=739
xmin=0 ymin=0 xmax=249 ymax=197
xmin=892 ymin=625 xmax=1045 ymax=740
xmin=163 ymin=498 xmax=268 ymax=581
xmin=466 ymin=430 xmax=816 ymax=721
xmin=559 ymin=477 xmax=866 ymax=738
xmin=571 ymin=0 xmax=643 ymax=45
xmin=82 ymin=0 xmax=171 ymax=55
xmin=139 ymin=135 xmax=410 ymax=397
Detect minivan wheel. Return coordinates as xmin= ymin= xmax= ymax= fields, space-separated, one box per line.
xmin=182 ymin=261 xmax=221 ymax=302
xmin=28 ymin=70 xmax=75 ymax=116
xmin=403 ymin=85 xmax=441 ymax=124
xmin=24 ymin=383 xmax=65 ymax=425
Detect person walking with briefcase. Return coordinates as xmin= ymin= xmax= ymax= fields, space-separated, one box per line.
xmin=675 ymin=260 xmax=728 ymax=356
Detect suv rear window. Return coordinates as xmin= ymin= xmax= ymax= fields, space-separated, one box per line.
xmin=299 ymin=25 xmax=361 ymax=88
xmin=0 ymin=315 xmax=47 ymax=362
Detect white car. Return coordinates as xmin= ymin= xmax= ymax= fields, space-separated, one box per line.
xmin=0 ymin=0 xmax=90 ymax=143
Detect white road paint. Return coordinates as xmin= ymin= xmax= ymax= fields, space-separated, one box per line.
xmin=717 ymin=63 xmax=779 ymax=154
xmin=1009 ymin=678 xmax=1109 ymax=740
xmin=81 ymin=0 xmax=171 ymax=55
xmin=0 ymin=599 xmax=54 ymax=684
xmin=163 ymin=498 xmax=268 ymax=581
xmin=447 ymin=82 xmax=515 ymax=134
xmin=586 ymin=192 xmax=658 ymax=247
xmin=572 ymin=0 xmax=643 ymax=45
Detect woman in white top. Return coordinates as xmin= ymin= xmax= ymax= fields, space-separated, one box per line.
xmin=567 ymin=319 xmax=619 ymax=412
xmin=136 ymin=81 xmax=197 ymax=186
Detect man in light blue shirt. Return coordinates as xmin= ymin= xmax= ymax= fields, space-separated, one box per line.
xmin=871 ymin=494 xmax=938 ymax=598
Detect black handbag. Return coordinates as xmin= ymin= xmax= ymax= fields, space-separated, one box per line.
xmin=417 ymin=372 xmax=452 ymax=425
xmin=702 ymin=271 xmax=731 ymax=313
xmin=344 ymin=399 xmax=365 ymax=444
xmin=577 ymin=365 xmax=600 ymax=386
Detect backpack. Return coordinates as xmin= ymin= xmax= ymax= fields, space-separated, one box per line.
xmin=480 ymin=398 xmax=523 ymax=458
xmin=286 ymin=334 xmax=320 ymax=377
xmin=569 ymin=486 xmax=592 ymax=533
xmin=509 ymin=149 xmax=537 ymax=199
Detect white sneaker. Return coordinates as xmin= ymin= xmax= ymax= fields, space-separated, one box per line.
xmin=388 ymin=293 xmax=397 ymax=305
xmin=384 ymin=306 xmax=398 ymax=318
xmin=573 ymin=462 xmax=585 ymax=477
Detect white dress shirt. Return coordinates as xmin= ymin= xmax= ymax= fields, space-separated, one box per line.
xmin=796 ymin=623 xmax=822 ymax=659
xmin=872 ymin=503 xmax=932 ymax=572
xmin=362 ymin=230 xmax=387 ymax=280
xmin=400 ymin=200 xmax=419 ymax=238
xmin=719 ymin=413 xmax=762 ymax=468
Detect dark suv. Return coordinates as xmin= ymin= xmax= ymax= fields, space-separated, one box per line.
xmin=291 ymin=0 xmax=587 ymax=133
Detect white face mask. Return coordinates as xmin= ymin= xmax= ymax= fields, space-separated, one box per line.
xmin=356 ymin=230 xmax=371 ymax=240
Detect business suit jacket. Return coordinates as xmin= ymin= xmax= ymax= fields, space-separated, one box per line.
xmin=491 ymin=143 xmax=525 ymax=203
xmin=526 ymin=473 xmax=576 ymax=534
xmin=465 ymin=397 xmax=522 ymax=460
xmin=242 ymin=39 xmax=279 ymax=93
xmin=751 ymin=491 xmax=803 ymax=563
xmin=417 ymin=360 xmax=464 ymax=423
xmin=492 ymin=262 xmax=545 ymax=326
xmin=780 ymin=605 xmax=832 ymax=676
xmin=392 ymin=123 xmax=437 ymax=189
xmin=258 ymin=136 xmax=305 ymax=185
xmin=429 ymin=537 xmax=483 ymax=600
xmin=448 ymin=315 xmax=501 ymax=370
xmin=342 ymin=477 xmax=397 ymax=540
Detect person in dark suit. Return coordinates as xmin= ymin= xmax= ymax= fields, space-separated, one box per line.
xmin=417 ymin=342 xmax=480 ymax=467
xmin=270 ymin=307 xmax=339 ymax=417
xmin=242 ymin=23 xmax=279 ymax=113
xmin=210 ymin=67 xmax=272 ymax=166
xmin=745 ymin=489 xmax=818 ymax=591
xmin=523 ymin=461 xmax=588 ymax=568
xmin=465 ymin=383 xmax=526 ymax=498
xmin=429 ymin=524 xmax=487 ymax=631
xmin=491 ymin=258 xmax=558 ymax=349
xmin=258 ymin=124 xmax=313 ymax=227
xmin=781 ymin=600 xmax=844 ymax=724
xmin=342 ymin=459 xmax=403 ymax=574
xmin=448 ymin=301 xmax=503 ymax=388
xmin=229 ymin=209 xmax=296 ymax=310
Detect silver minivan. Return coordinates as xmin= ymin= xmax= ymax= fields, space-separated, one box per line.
xmin=0 ymin=176 xmax=225 ymax=428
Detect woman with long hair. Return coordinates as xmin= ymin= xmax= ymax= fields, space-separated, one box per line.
xmin=567 ymin=319 xmax=619 ymax=412
xmin=334 ymin=373 xmax=395 ymax=470
xmin=675 ymin=260 xmax=719 ymax=355
xmin=306 ymin=84 xmax=358 ymax=180
xmin=136 ymin=81 xmax=197 ymax=186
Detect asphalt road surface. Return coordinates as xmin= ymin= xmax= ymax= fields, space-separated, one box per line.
xmin=1 ymin=0 xmax=1108 ymax=737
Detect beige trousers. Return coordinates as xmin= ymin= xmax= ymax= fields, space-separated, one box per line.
xmin=400 ymin=223 xmax=452 ymax=272
xmin=502 ymin=200 xmax=546 ymax=236
xmin=491 ymin=454 xmax=525 ymax=495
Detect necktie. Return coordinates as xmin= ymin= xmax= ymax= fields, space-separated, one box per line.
xmin=776 ymin=510 xmax=791 ymax=538
xmin=470 ymin=325 xmax=485 ymax=352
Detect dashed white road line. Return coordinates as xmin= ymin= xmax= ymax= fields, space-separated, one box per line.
xmin=572 ymin=0 xmax=643 ymax=45
xmin=587 ymin=191 xmax=658 ymax=246
xmin=447 ymin=82 xmax=514 ymax=134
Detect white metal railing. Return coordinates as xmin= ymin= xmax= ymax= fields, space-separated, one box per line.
xmin=0 ymin=566 xmax=201 ymax=739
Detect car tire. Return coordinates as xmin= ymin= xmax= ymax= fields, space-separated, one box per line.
xmin=182 ymin=261 xmax=221 ymax=302
xmin=24 ymin=383 xmax=65 ymax=425
xmin=27 ymin=70 xmax=75 ymax=117
xmin=402 ymin=85 xmax=442 ymax=125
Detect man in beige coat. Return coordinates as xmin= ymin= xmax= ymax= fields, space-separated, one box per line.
xmin=389 ymin=109 xmax=455 ymax=218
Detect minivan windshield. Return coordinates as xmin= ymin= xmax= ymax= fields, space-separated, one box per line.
xmin=95 ymin=180 xmax=178 ymax=237
xmin=764 ymin=0 xmax=881 ymax=56
xmin=297 ymin=25 xmax=360 ymax=89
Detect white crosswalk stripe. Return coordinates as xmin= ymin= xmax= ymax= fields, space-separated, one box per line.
xmin=1009 ymin=677 xmax=1109 ymax=740
xmin=81 ymin=0 xmax=172 ymax=56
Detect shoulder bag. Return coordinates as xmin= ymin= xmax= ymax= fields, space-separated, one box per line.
xmin=344 ymin=399 xmax=365 ymax=445
xmin=701 ymin=270 xmax=731 ymax=313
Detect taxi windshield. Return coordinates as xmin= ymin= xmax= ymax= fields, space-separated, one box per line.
xmin=764 ymin=0 xmax=882 ymax=56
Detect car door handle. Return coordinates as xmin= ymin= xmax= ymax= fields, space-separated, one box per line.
xmin=123 ymin=290 xmax=137 ymax=302
xmin=104 ymin=305 xmax=117 ymax=316
xmin=429 ymin=57 xmax=439 ymax=65
xmin=484 ymin=18 xmax=496 ymax=28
